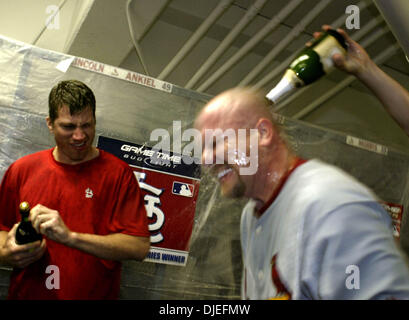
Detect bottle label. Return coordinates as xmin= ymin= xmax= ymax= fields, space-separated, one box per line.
xmin=313 ymin=35 xmax=346 ymax=73
xmin=283 ymin=69 xmax=304 ymax=87
xmin=266 ymin=69 xmax=302 ymax=103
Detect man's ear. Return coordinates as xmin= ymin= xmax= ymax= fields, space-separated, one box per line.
xmin=256 ymin=118 xmax=275 ymax=147
xmin=46 ymin=117 xmax=54 ymax=133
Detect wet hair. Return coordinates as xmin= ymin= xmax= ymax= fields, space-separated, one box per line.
xmin=48 ymin=80 xmax=96 ymax=123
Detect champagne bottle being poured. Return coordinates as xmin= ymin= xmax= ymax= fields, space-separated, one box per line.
xmin=266 ymin=29 xmax=348 ymax=104
xmin=15 ymin=201 xmax=42 ymax=245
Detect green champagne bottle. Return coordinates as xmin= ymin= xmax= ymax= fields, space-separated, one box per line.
xmin=15 ymin=201 xmax=42 ymax=245
xmin=266 ymin=29 xmax=347 ymax=103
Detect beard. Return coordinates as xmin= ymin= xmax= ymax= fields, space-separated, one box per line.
xmin=219 ymin=168 xmax=246 ymax=199
xmin=223 ymin=181 xmax=246 ymax=198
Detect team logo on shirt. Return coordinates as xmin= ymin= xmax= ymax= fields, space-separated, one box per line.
xmin=85 ymin=188 xmax=94 ymax=199
xmin=269 ymin=254 xmax=292 ymax=300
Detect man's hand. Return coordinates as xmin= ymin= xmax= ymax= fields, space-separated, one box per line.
xmin=312 ymin=25 xmax=374 ymax=78
xmin=0 ymin=224 xmax=46 ymax=268
xmin=30 ymin=204 xmax=72 ymax=245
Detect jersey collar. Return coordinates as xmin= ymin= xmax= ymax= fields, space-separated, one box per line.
xmin=257 ymin=157 xmax=307 ymax=216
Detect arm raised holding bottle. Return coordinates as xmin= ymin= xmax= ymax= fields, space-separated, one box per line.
xmin=266 ymin=27 xmax=348 ymax=103
xmin=323 ymin=25 xmax=409 ymax=136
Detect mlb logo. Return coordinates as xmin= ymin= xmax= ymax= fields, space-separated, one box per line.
xmin=172 ymin=182 xmax=194 ymax=197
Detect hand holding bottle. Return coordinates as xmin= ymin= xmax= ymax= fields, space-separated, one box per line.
xmin=0 ymin=223 xmax=46 ymax=268
xmin=16 ymin=201 xmax=42 ymax=244
xmin=315 ymin=25 xmax=373 ymax=79
xmin=266 ymin=26 xmax=347 ymax=103
xmin=30 ymin=204 xmax=73 ymax=245
xmin=316 ymin=25 xmax=409 ymax=137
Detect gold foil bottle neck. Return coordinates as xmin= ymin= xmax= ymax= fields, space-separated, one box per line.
xmin=19 ymin=201 xmax=30 ymax=213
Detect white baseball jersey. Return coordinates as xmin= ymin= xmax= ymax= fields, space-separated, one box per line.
xmin=241 ymin=159 xmax=409 ymax=299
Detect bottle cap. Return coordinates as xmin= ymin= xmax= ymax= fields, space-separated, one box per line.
xmin=19 ymin=201 xmax=30 ymax=213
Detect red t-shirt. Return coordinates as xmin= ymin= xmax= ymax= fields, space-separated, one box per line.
xmin=0 ymin=148 xmax=150 ymax=299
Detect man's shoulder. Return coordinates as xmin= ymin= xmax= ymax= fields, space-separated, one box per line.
xmin=291 ymin=159 xmax=376 ymax=199
xmin=12 ymin=149 xmax=51 ymax=168
xmin=99 ymin=149 xmax=127 ymax=164
xmin=281 ymin=159 xmax=380 ymax=224
xmin=97 ymin=149 xmax=133 ymax=172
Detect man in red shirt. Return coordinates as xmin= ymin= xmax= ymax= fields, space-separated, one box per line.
xmin=0 ymin=80 xmax=150 ymax=299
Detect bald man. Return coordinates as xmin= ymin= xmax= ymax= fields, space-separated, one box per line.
xmin=195 ymin=87 xmax=409 ymax=300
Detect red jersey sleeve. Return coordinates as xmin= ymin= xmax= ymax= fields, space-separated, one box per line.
xmin=107 ymin=165 xmax=150 ymax=238
xmin=0 ymin=164 xmax=20 ymax=232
